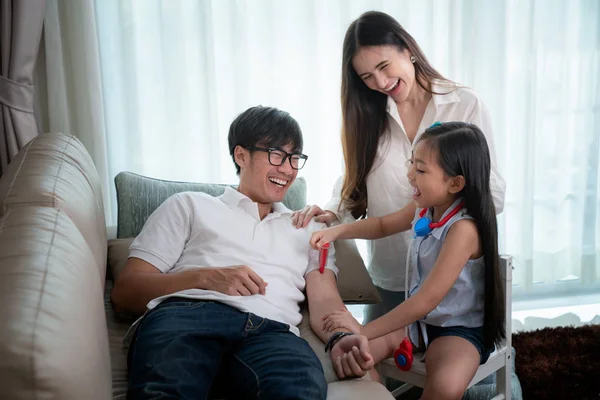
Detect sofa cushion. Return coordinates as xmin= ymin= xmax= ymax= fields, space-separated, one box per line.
xmin=112 ymin=172 xmax=381 ymax=304
xmin=108 ymin=238 xmax=132 ymax=281
xmin=327 ymin=380 xmax=394 ymax=399
xmin=333 ymin=239 xmax=381 ymax=304
xmin=0 ymin=206 xmax=111 ymax=400
xmin=0 ymin=133 xmax=107 ymax=283
xmin=105 ymin=281 xmax=131 ymax=400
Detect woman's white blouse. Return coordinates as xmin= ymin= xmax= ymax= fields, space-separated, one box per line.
xmin=325 ymin=82 xmax=506 ymax=291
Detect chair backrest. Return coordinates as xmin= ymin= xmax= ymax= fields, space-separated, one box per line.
xmin=499 ymin=255 xmax=513 ymax=351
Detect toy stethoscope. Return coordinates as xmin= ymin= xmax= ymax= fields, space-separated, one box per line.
xmin=393 ymin=201 xmax=464 ymax=371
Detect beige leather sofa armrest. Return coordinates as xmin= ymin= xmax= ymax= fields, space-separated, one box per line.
xmin=0 ymin=133 xmax=108 ymax=284
xmin=328 ymin=380 xmax=395 ymax=400
xmin=0 ymin=207 xmax=111 ymax=400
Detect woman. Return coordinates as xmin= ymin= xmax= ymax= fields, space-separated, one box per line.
xmin=292 ymin=11 xmax=505 ymax=323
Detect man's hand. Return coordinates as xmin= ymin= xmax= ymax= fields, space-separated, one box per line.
xmin=195 ymin=265 xmax=268 ymax=296
xmin=330 ymin=335 xmax=374 ymax=379
xmin=323 ymin=309 xmax=363 ymax=334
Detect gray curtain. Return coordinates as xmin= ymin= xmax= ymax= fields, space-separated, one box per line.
xmin=0 ymin=0 xmax=46 ymax=176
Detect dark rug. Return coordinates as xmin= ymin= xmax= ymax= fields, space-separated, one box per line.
xmin=512 ymin=324 xmax=600 ymax=400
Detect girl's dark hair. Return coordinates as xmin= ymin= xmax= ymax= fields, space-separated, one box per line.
xmin=228 ymin=106 xmax=303 ymax=175
xmin=340 ymin=11 xmax=451 ymax=219
xmin=418 ymin=122 xmax=505 ymax=348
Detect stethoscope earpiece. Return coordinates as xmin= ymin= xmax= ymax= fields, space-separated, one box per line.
xmin=414 ymin=216 xmax=433 ymax=237
xmin=413 ymin=201 xmax=465 ymax=237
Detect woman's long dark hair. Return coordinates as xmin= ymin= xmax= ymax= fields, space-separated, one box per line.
xmin=340 ymin=11 xmax=450 ymax=219
xmin=418 ymin=122 xmax=505 ymax=348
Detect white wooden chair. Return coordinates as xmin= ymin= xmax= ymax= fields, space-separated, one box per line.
xmin=379 ymin=255 xmax=513 ymax=400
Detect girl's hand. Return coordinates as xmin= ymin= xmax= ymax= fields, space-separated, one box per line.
xmin=310 ymin=226 xmax=343 ymax=249
xmin=322 ymin=309 xmax=363 ymax=334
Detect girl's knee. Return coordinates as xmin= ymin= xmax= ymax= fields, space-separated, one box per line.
xmin=423 ymin=376 xmax=468 ymax=400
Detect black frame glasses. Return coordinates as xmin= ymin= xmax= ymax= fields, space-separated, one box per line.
xmin=247 ymin=146 xmax=308 ymax=170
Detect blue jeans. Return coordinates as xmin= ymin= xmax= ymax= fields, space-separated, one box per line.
xmin=127 ymin=299 xmax=326 ymax=400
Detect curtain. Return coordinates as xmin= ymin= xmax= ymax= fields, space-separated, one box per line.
xmin=39 ymin=0 xmax=600 ymax=314
xmin=36 ymin=0 xmax=113 ymax=223
xmin=499 ymin=0 xmax=600 ymax=302
xmin=0 ymin=0 xmax=45 ymax=176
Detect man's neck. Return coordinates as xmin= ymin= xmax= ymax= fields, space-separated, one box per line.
xmin=257 ymin=202 xmax=273 ymax=220
xmin=236 ymin=186 xmax=273 ymax=220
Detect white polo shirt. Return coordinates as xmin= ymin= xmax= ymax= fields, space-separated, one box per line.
xmin=325 ymin=82 xmax=506 ymax=292
xmin=128 ymin=187 xmax=338 ymax=336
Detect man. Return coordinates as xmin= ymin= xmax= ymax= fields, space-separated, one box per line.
xmin=111 ymin=106 xmax=389 ymax=399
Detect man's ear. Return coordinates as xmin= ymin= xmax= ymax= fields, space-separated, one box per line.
xmin=448 ymin=175 xmax=465 ymax=194
xmin=233 ymin=145 xmax=249 ymax=170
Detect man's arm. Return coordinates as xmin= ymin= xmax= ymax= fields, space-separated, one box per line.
xmin=111 ymin=258 xmax=267 ymax=314
xmin=305 ymin=269 xmax=352 ymax=343
xmin=328 ymin=327 xmax=405 ymax=379
xmin=112 ymin=258 xmax=192 ymax=314
xmin=305 ymin=270 xmax=406 ymax=378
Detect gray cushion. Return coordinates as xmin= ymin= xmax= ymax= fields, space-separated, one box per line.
xmin=115 ymin=172 xmax=306 ymax=238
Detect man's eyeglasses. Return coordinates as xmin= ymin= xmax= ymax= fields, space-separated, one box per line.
xmin=247 ymin=146 xmax=308 ymax=170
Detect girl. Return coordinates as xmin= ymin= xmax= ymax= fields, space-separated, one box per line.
xmin=311 ymin=122 xmax=505 ymax=400
xmin=292 ymin=11 xmax=505 ymax=326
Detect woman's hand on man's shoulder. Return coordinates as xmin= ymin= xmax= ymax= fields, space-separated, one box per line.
xmin=291 ymin=205 xmax=338 ymax=228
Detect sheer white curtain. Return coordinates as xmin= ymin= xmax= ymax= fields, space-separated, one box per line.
xmin=40 ymin=0 xmax=600 ymax=307
xmin=93 ymin=0 xmax=348 ymax=224
xmin=499 ymin=1 xmax=600 ymax=301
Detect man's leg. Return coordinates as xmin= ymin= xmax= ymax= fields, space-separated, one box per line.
xmin=223 ymin=314 xmax=327 ymax=400
xmin=127 ymin=299 xmax=244 ymax=400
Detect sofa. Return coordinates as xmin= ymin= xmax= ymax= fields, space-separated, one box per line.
xmin=0 ymin=132 xmax=394 ymax=400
